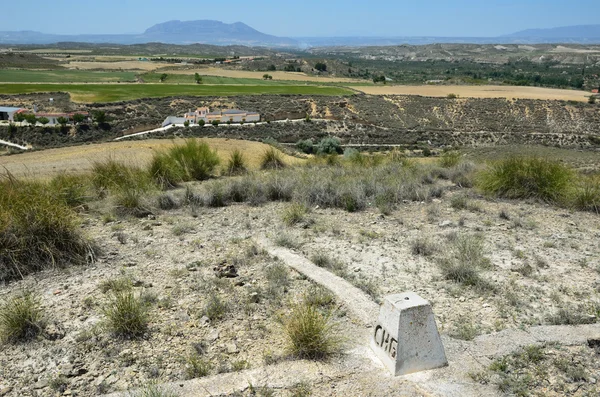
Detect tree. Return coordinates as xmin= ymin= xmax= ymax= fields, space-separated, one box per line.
xmin=198 ymin=119 xmax=205 ymax=127
xmin=72 ymin=113 xmax=86 ymax=124
xmin=267 ymin=64 xmax=276 ymax=71
xmin=194 ymin=73 xmax=202 ymax=84
xmin=38 ymin=117 xmax=49 ymax=126
xmin=14 ymin=113 xmax=26 ymax=122
xmin=24 ymin=114 xmax=37 ymax=125
xmin=263 ymin=74 xmax=271 ymax=80
xmin=373 ymin=75 xmax=386 ymax=84
xmin=159 ymin=73 xmax=168 ymax=82
xmin=589 ymin=95 xmax=597 ymax=104
xmin=317 ymin=137 xmax=342 ymax=155
xmin=212 ymin=120 xmax=220 ymax=126
xmin=93 ymin=111 xmax=107 ymax=124
xmin=57 ymin=116 xmax=69 ymax=127
xmin=296 ymin=139 xmax=314 ymax=154
xmin=184 ymin=120 xmax=190 ymax=127
xmin=315 ymin=62 xmax=327 ymax=72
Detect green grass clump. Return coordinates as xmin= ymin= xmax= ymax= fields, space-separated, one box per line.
xmin=184 ymin=353 xmax=212 ymax=379
xmin=202 ymin=295 xmax=228 ymax=322
xmin=0 ymin=292 xmax=45 ymax=343
xmin=150 ymin=140 xmax=219 ymax=187
xmin=0 ymin=175 xmax=92 ymax=282
xmin=114 ymin=186 xmax=152 ymax=217
xmin=91 ymin=159 xmax=154 ymax=216
xmin=303 ymin=285 xmax=336 ymax=309
xmin=98 ymin=277 xmax=133 ymax=293
xmin=48 ymin=173 xmax=90 ymax=208
xmin=133 ymin=384 xmax=180 ymax=397
xmin=283 ymin=300 xmax=341 ymax=360
xmin=439 ymin=151 xmax=462 ymax=168
xmin=410 ymin=236 xmax=438 ymax=257
xmin=103 ymin=291 xmax=149 ymax=338
xmin=572 ymin=175 xmax=600 ymax=213
xmin=478 ymin=157 xmax=572 ymax=203
xmin=274 ymin=232 xmax=300 ymax=249
xmin=438 ymin=234 xmax=492 ymax=290
xmin=91 ymin=158 xmax=153 ymax=194
xmin=281 ymin=202 xmax=309 ymax=226
xmin=260 ymin=148 xmax=286 ymax=170
xmin=225 ymin=149 xmax=248 ymax=176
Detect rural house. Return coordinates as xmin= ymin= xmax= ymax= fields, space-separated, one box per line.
xmin=163 ymin=107 xmax=260 ymax=127
xmin=0 ymin=107 xmax=25 ymax=122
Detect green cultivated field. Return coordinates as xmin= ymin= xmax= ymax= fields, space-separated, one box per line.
xmin=0 ymin=83 xmax=353 ymax=102
xmin=0 ymin=69 xmax=137 ymax=83
xmin=141 ymin=72 xmax=320 ymax=85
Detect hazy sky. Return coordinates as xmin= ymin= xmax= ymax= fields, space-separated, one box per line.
xmin=3 ymin=0 xmax=598 ymax=37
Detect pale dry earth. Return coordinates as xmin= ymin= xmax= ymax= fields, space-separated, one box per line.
xmin=355 ymin=85 xmax=592 ymax=102
xmin=1 ymin=175 xmax=600 ymax=396
xmin=0 ymin=138 xmax=301 ymax=179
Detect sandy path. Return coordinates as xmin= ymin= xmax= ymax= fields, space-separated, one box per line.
xmin=0 ymin=138 xmax=301 ymax=178
xmin=355 ymin=85 xmax=591 ymax=102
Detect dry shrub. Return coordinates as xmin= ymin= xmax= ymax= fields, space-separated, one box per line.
xmin=478 ymin=157 xmax=572 ymax=203
xmin=260 ymin=147 xmax=286 ymax=170
xmin=0 ymin=174 xmax=93 ymax=282
xmin=0 ymin=292 xmax=45 ymax=343
xmin=283 ymin=300 xmax=341 ymax=360
xmin=103 ymin=290 xmax=149 ymax=338
xmin=225 ymin=149 xmax=248 ymax=176
xmin=150 ymin=139 xmax=219 ymax=187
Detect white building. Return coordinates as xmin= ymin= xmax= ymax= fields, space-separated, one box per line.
xmin=163 ymin=107 xmax=260 ymax=127
xmin=0 ymin=107 xmax=25 ymax=122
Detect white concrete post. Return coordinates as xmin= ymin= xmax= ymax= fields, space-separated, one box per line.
xmin=371 ymin=292 xmax=447 ymax=376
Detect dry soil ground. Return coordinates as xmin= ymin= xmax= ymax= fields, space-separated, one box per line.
xmin=1 ymin=175 xmax=600 ymax=396
xmin=0 ymin=138 xmax=301 ymax=179
xmin=355 ymin=85 xmax=592 ymax=102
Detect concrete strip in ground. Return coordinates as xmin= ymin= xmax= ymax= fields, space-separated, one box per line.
xmin=256 ymin=236 xmax=380 ymax=327
xmin=0 ymin=139 xmax=29 ymax=150
xmin=104 ymin=353 xmax=430 ymax=397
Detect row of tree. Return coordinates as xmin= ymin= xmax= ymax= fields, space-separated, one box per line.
xmin=12 ymin=111 xmax=104 ymax=127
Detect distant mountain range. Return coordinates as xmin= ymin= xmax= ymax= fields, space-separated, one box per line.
xmin=505 ymin=24 xmax=600 ymax=39
xmin=1 ymin=21 xmax=600 ymax=48
xmin=0 ymin=20 xmax=299 ymax=47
